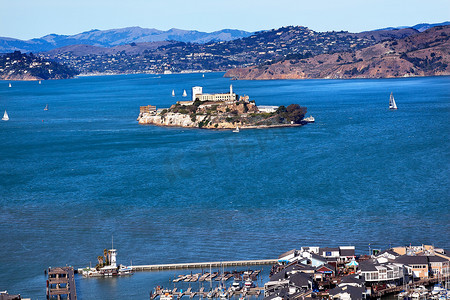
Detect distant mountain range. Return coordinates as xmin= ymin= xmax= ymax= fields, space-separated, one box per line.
xmin=0 ymin=22 xmax=448 ymax=54
xmin=0 ymin=27 xmax=252 ymax=53
xmin=373 ymin=21 xmax=450 ymax=32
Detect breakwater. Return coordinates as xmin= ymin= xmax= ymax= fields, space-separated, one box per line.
xmin=131 ymin=259 xmax=277 ymax=271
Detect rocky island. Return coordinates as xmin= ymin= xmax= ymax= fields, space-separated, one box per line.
xmin=138 ymin=85 xmax=312 ymax=129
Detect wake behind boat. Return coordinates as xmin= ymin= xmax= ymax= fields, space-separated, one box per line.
xmin=389 ymin=92 xmax=398 ymax=110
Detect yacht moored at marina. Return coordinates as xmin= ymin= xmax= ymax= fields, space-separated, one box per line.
xmin=160 ymin=289 xmax=173 ymax=300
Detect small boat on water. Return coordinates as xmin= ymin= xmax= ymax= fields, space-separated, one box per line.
xmin=202 ymin=74 xmax=205 ymax=78
xmin=44 ymin=104 xmax=48 ymax=111
xmin=233 ymin=126 xmax=240 ymax=133
xmin=302 ymin=116 xmax=315 ymax=123
xmin=182 ymin=90 xmax=187 ymax=97
xmin=2 ymin=110 xmax=9 ymax=121
xmin=389 ymin=92 xmax=398 ymax=110
xmin=172 ymin=90 xmax=175 ymax=97
xmin=39 ymin=80 xmax=42 ymax=84
xmin=8 ymin=83 xmax=11 ymax=88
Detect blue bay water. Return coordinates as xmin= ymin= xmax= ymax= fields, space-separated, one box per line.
xmin=0 ymin=73 xmax=449 ymax=299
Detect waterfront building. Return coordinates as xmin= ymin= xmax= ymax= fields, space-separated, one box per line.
xmin=298 ymin=252 xmax=328 ymax=267
xmin=358 ymin=259 xmax=404 ymax=283
xmin=257 ymin=106 xmax=279 ymax=113
xmin=140 ymin=105 xmax=157 ymax=114
xmin=192 ymin=85 xmax=237 ymax=102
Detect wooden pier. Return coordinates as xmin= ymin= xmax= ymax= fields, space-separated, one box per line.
xmin=46 ymin=266 xmax=77 ymax=300
xmin=132 ymin=259 xmax=277 ymax=271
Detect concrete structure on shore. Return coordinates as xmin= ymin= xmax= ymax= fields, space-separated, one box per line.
xmin=192 ymin=85 xmax=237 ymax=102
xmin=131 ymin=259 xmax=277 ymax=271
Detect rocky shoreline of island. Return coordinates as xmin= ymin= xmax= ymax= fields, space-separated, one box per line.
xmin=137 ymin=85 xmax=313 ymax=130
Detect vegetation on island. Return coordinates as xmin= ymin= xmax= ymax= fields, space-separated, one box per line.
xmin=0 ymin=51 xmax=79 ymax=80
xmin=142 ymin=99 xmax=308 ymax=129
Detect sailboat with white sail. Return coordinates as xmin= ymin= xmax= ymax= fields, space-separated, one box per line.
xmin=172 ymin=90 xmax=175 ymax=97
xmin=389 ymin=92 xmax=397 ymax=110
xmin=2 ymin=110 xmax=9 ymax=121
xmin=44 ymin=104 xmax=49 ymax=111
xmin=8 ymin=83 xmax=11 ymax=88
xmin=182 ymin=90 xmax=187 ymax=97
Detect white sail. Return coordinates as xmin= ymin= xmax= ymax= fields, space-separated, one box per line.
xmin=2 ymin=110 xmax=9 ymax=121
xmin=389 ymin=92 xmax=397 ymax=110
xmin=39 ymin=80 xmax=42 ymax=84
xmin=182 ymin=90 xmax=187 ymax=97
xmin=44 ymin=104 xmax=48 ymax=111
xmin=9 ymin=83 xmax=11 ymax=88
xmin=172 ymin=89 xmax=175 ymax=97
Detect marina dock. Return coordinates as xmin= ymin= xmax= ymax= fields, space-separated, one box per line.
xmin=131 ymin=259 xmax=277 ymax=271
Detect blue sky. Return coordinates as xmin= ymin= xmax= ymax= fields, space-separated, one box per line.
xmin=1 ymin=0 xmax=449 ymax=39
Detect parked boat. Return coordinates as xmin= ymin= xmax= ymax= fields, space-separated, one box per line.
xmin=244 ymin=278 xmax=254 ymax=290
xmin=160 ymin=290 xmax=173 ymax=300
xmin=389 ymin=92 xmax=398 ymax=110
xmin=118 ymin=265 xmax=133 ymax=275
xmin=432 ymin=284 xmax=446 ymax=295
xmin=182 ymin=90 xmax=187 ymax=97
xmin=2 ymin=110 xmax=9 ymax=121
xmin=231 ymin=280 xmax=242 ymax=291
xmin=232 ymin=126 xmax=239 ymax=133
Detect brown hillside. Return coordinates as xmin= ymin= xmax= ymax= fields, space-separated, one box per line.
xmin=224 ymin=26 xmax=450 ymax=80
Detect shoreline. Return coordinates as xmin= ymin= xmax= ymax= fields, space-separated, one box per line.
xmin=140 ymin=122 xmax=304 ymax=130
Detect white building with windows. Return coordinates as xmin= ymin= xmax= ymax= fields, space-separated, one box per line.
xmin=192 ymin=85 xmax=237 ymax=102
